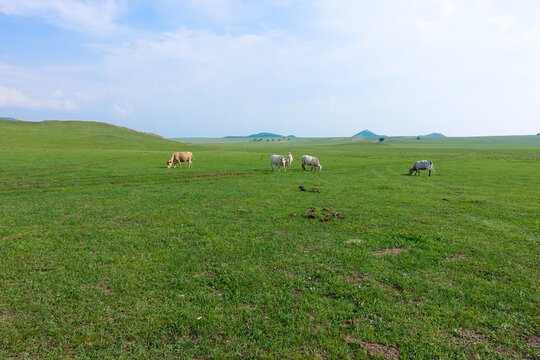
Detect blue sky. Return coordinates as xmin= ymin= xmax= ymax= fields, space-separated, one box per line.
xmin=1 ymin=0 xmax=539 ymax=137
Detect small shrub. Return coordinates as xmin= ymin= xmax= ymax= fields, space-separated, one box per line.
xmin=417 ymin=136 xmax=420 ymax=140
xmin=379 ymin=137 xmax=385 ymax=142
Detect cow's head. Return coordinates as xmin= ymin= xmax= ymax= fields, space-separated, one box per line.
xmin=167 ymin=160 xmax=173 ymax=168
xmin=408 ymin=168 xmax=414 ymax=175
xmin=318 ymin=164 xmax=323 ymax=171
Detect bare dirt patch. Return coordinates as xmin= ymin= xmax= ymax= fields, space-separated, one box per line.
xmin=348 ymin=272 xmax=368 ymax=284
xmin=198 ymin=173 xmax=248 ymax=178
xmin=0 ymin=311 xmax=15 ymax=323
xmin=298 ymin=244 xmax=309 ymax=252
xmin=299 ymin=185 xmax=320 ymax=192
xmin=445 ymin=253 xmax=468 ymax=262
xmin=304 ymin=207 xmax=346 ymax=222
xmin=97 ymin=281 xmax=113 ymax=294
xmin=345 ymin=238 xmax=364 ymax=244
xmin=454 ymin=329 xmax=525 ymax=358
xmin=372 ymin=248 xmax=405 ymax=256
xmin=344 ymin=336 xmax=399 ymax=359
xmin=527 ymin=334 xmax=539 ymax=349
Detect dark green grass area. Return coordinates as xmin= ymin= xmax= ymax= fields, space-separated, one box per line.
xmin=1 ymin=120 xmax=539 ymax=359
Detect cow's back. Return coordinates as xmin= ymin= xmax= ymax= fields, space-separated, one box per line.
xmin=174 ymin=152 xmax=192 ymax=162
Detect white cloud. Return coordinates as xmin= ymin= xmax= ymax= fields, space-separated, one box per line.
xmin=113 ymin=103 xmax=133 ymax=118
xmin=0 ymin=85 xmax=75 ymax=110
xmin=0 ymin=0 xmax=124 ymax=35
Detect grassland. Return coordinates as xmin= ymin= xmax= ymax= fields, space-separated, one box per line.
xmin=1 ymin=119 xmax=539 ymax=359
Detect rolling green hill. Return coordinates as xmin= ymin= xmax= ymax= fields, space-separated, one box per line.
xmin=0 ymin=119 xmax=178 ymax=150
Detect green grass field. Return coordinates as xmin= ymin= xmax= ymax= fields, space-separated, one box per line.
xmin=1 ymin=119 xmax=539 ymax=359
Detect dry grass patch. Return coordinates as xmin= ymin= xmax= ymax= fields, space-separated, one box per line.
xmin=444 ymin=253 xmax=468 ymax=262
xmin=347 ymin=272 xmax=368 ymax=285
xmin=345 ymin=238 xmax=364 ymax=244
xmin=344 ymin=335 xmax=399 ymax=359
xmin=372 ymin=248 xmax=405 ymax=256
xmin=527 ymin=334 xmax=539 ymax=350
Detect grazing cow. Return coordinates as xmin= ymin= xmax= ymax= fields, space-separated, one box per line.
xmin=302 ymin=155 xmax=322 ymax=171
xmin=270 ymin=155 xmax=287 ymax=172
xmin=285 ymin=152 xmax=293 ymax=167
xmin=167 ymin=152 xmax=194 ymax=168
xmin=409 ymin=160 xmax=434 ymax=176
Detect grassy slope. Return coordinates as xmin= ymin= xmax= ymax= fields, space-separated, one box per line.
xmin=0 ymin=120 xmax=539 ymax=359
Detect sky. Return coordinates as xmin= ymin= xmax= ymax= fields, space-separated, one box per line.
xmin=1 ymin=0 xmax=539 ymax=137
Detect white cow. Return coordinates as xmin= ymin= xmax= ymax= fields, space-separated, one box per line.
xmin=270 ymin=155 xmax=286 ymax=172
xmin=409 ymin=160 xmax=434 ymax=176
xmin=302 ymin=155 xmax=322 ymax=171
xmin=285 ymin=152 xmax=293 ymax=167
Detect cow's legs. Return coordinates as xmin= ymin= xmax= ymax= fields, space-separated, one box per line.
xmin=302 ymin=163 xmax=306 ymax=170
xmin=428 ymin=170 xmax=431 ymax=176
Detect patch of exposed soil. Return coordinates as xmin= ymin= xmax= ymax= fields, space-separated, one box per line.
xmin=345 ymin=239 xmax=364 ymax=244
xmin=348 ymin=272 xmax=368 ymax=284
xmin=198 ymin=173 xmax=247 ymax=178
xmin=344 ymin=336 xmax=400 ymax=359
xmin=298 ymin=244 xmax=309 ymax=252
xmin=527 ymin=334 xmax=539 ymax=349
xmin=445 ymin=253 xmax=468 ymax=262
xmin=452 ymin=329 xmax=531 ymax=359
xmin=304 ymin=207 xmax=346 ymax=222
xmin=0 ymin=311 xmax=15 ymax=323
xmin=97 ymin=281 xmax=113 ymax=294
xmin=372 ymin=248 xmax=405 ymax=256
xmin=299 ymin=185 xmax=320 ymax=192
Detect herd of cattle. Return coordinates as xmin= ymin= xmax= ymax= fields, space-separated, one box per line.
xmin=167 ymin=151 xmax=435 ymax=176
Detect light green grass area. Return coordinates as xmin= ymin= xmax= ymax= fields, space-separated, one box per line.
xmin=1 ymin=119 xmax=539 ymax=359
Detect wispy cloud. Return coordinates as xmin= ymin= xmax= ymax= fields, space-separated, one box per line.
xmin=113 ymin=103 xmax=133 ymax=118
xmin=0 ymin=0 xmax=124 ymax=35
xmin=0 ymin=85 xmax=75 ymax=110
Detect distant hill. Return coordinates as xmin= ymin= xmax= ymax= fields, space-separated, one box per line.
xmin=424 ymin=133 xmax=446 ymax=137
xmin=352 ymin=129 xmax=379 ymax=137
xmin=225 ymin=132 xmax=294 ymax=138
